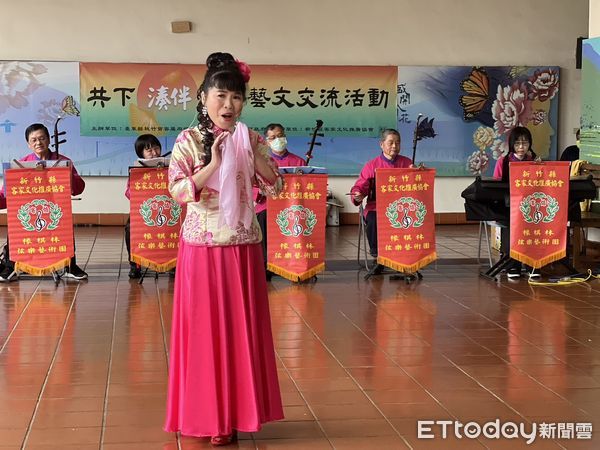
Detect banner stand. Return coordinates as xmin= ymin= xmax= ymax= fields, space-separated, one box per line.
xmin=6 ymin=160 xmax=73 ymax=286
xmin=266 ymin=168 xmax=327 ymax=283
xmin=130 ymin=158 xmax=181 ymax=285
xmin=367 ymin=167 xmax=437 ymax=284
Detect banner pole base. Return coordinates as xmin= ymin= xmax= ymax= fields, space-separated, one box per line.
xmin=364 ymin=264 xmax=423 ymax=283
xmin=481 ymin=255 xmax=514 ymax=281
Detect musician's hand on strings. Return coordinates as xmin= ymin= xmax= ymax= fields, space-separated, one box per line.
xmin=352 ymin=191 xmax=365 ymax=203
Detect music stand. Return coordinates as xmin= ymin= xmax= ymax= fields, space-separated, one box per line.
xmin=133 ymin=157 xmax=171 ymax=168
xmin=9 ymin=159 xmax=70 ymax=169
xmin=278 ymin=166 xmax=327 ymax=175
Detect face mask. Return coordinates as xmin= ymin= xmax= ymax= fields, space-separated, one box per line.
xmin=269 ymin=137 xmax=287 ymax=153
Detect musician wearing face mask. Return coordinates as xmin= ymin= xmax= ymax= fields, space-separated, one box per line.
xmin=254 ymin=123 xmax=306 ymax=280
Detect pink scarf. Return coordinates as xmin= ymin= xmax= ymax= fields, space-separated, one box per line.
xmin=205 ymin=122 xmax=254 ymax=229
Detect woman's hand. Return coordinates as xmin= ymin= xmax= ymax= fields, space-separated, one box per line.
xmin=208 ymin=131 xmax=229 ymax=169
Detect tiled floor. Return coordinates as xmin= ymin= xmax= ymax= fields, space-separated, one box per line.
xmin=1 ymin=225 xmax=600 ymax=449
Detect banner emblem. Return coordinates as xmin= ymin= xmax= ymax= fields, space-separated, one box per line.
xmin=519 ymin=192 xmax=559 ymax=224
xmin=275 ymin=205 xmax=317 ymax=237
xmin=140 ymin=195 xmax=182 ymax=227
xmin=18 ymin=200 xmax=63 ymax=232
xmin=386 ymin=197 xmax=427 ymax=229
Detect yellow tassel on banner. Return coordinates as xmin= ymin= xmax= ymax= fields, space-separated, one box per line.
xmin=378 ymin=253 xmax=437 ymax=274
xmin=510 ymin=249 xmax=566 ymax=269
xmin=131 ymin=255 xmax=177 ymax=273
xmin=267 ymin=262 xmax=325 ymax=282
xmin=15 ymin=258 xmax=70 ymax=276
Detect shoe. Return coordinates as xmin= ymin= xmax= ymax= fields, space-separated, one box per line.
xmin=128 ymin=264 xmax=141 ymax=279
xmin=0 ymin=266 xmax=17 ymax=282
xmin=507 ymin=267 xmax=521 ymax=279
xmin=525 ymin=266 xmax=541 ymax=279
xmin=210 ymin=430 xmax=237 ymax=446
xmin=64 ymin=264 xmax=88 ymax=280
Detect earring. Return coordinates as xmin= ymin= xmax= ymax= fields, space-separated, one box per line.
xmin=201 ymin=106 xmax=208 ymax=116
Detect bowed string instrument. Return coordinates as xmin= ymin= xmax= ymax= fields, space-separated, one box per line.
xmin=304 ymin=119 xmax=324 ymax=166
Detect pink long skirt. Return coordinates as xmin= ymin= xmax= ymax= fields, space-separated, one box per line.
xmin=164 ymin=242 xmax=284 ymax=437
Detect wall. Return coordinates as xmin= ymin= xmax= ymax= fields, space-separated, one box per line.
xmin=591 ymin=0 xmax=600 ymax=36
xmin=0 ymin=0 xmax=589 ymax=215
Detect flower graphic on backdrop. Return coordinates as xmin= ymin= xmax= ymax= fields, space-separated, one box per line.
xmin=466 ymin=150 xmax=490 ymax=175
xmin=473 ymin=126 xmax=495 ymax=150
xmin=490 ymin=138 xmax=509 ymax=161
xmin=492 ymin=82 xmax=532 ymax=136
xmin=37 ymin=99 xmax=62 ymax=128
xmin=528 ymin=68 xmax=559 ymax=102
xmin=0 ymin=62 xmax=47 ymax=115
xmin=468 ymin=126 xmax=496 ymax=175
xmin=531 ymin=109 xmax=548 ymax=126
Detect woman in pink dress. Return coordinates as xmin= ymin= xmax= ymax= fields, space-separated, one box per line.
xmin=164 ymin=52 xmax=284 ymax=445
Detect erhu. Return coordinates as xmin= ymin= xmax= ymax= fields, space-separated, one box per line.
xmin=304 ymin=119 xmax=324 ymax=166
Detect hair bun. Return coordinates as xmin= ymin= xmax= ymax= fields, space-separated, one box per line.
xmin=206 ymin=52 xmax=236 ymax=71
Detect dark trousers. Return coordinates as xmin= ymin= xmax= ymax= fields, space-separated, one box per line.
xmin=365 ymin=211 xmax=378 ymax=257
xmin=500 ymin=224 xmax=521 ymax=269
xmin=125 ymin=217 xmax=133 ymax=264
xmin=257 ymin=210 xmax=268 ymax=270
xmin=2 ymin=237 xmax=78 ymax=270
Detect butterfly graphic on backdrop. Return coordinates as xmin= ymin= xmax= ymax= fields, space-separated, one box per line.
xmin=459 ymin=67 xmax=490 ymax=121
xmin=61 ymin=95 xmax=80 ymax=116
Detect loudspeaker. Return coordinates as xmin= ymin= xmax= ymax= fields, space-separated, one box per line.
xmin=576 ymin=36 xmax=587 ymax=69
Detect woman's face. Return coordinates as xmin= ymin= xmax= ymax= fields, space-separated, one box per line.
xmin=142 ymin=145 xmax=161 ymax=159
xmin=201 ymin=87 xmax=244 ymax=131
xmin=380 ymin=134 xmax=401 ymax=160
xmin=512 ymin=137 xmax=530 ymax=159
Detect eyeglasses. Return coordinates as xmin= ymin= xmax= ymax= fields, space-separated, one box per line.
xmin=514 ymin=140 xmax=530 ymax=148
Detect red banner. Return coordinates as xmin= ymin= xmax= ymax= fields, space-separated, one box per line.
xmin=376 ymin=168 xmax=437 ymax=272
xmin=509 ymin=161 xmax=570 ymax=268
xmin=129 ymin=167 xmax=183 ymax=272
xmin=5 ymin=167 xmax=74 ymax=275
xmin=267 ymin=174 xmax=327 ymax=282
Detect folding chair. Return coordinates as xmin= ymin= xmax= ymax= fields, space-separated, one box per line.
xmin=357 ymin=204 xmax=375 ymax=271
xmin=477 ymin=221 xmax=494 ymax=267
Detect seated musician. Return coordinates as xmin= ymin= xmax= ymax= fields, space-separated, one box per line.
xmin=493 ymin=126 xmax=540 ymax=279
xmin=0 ymin=123 xmax=87 ymax=282
xmin=125 ymin=134 xmax=162 ymax=279
xmin=254 ymin=123 xmax=306 ymax=281
xmin=351 ymin=129 xmax=412 ymax=274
